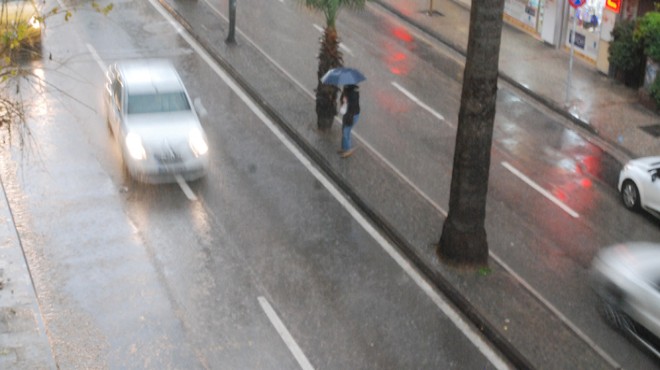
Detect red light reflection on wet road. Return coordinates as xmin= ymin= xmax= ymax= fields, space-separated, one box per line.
xmin=382 ymin=26 xmax=414 ymax=76
xmin=392 ymin=27 xmax=413 ymax=43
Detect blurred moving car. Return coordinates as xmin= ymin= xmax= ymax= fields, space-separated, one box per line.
xmin=591 ymin=242 xmax=660 ymax=358
xmin=104 ymin=59 xmax=209 ymax=183
xmin=618 ymin=156 xmax=660 ymax=217
xmin=0 ymin=0 xmax=42 ymax=49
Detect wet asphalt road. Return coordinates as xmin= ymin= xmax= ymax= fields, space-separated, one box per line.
xmin=185 ymin=0 xmax=660 ymax=368
xmin=0 ymin=0 xmax=659 ymax=368
xmin=0 ymin=0 xmax=508 ymax=368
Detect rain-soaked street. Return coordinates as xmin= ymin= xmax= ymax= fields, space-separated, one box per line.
xmin=1 ymin=0 xmax=506 ymax=368
xmin=1 ymin=0 xmax=659 ymax=368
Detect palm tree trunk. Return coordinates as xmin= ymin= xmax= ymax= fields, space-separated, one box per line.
xmin=316 ymin=26 xmax=342 ymax=131
xmin=438 ymin=0 xmax=505 ymax=267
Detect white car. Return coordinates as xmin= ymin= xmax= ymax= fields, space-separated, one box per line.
xmin=591 ymin=242 xmax=660 ymax=358
xmin=104 ymin=59 xmax=209 ymax=183
xmin=618 ymin=156 xmax=660 ymax=215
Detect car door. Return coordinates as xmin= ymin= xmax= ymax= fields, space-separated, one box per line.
xmin=636 ymin=275 xmax=660 ymax=339
xmin=642 ymin=168 xmax=660 ymax=212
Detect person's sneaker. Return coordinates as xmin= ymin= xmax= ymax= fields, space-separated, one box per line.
xmin=337 ymin=149 xmax=346 ymax=154
xmin=340 ymin=148 xmax=355 ymax=158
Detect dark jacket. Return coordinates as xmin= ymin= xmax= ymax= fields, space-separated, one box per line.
xmin=341 ymin=86 xmax=360 ymax=125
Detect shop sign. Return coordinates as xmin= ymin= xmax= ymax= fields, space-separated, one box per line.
xmin=605 ymin=0 xmax=621 ymax=13
xmin=568 ymin=0 xmax=586 ymax=8
xmin=569 ymin=30 xmax=587 ymax=49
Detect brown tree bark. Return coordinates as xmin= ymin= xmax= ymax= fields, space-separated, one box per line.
xmin=316 ymin=27 xmax=342 ymax=131
xmin=438 ymin=0 xmax=505 ymax=267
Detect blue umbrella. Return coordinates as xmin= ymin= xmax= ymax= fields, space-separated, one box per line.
xmin=321 ymin=67 xmax=366 ymax=86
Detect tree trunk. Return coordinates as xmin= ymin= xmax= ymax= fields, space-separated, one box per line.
xmin=316 ymin=83 xmax=337 ymax=131
xmin=316 ymin=27 xmax=342 ymax=131
xmin=438 ymin=0 xmax=505 ymax=267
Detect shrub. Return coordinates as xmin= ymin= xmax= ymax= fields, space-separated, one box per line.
xmin=635 ymin=11 xmax=660 ymax=62
xmin=610 ymin=20 xmax=645 ymax=74
xmin=609 ymin=20 xmax=646 ymax=87
xmin=635 ymin=11 xmax=660 ymax=108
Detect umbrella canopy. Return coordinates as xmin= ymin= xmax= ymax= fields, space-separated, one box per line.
xmin=321 ymin=67 xmax=366 ymax=86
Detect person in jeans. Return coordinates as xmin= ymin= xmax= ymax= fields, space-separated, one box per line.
xmin=339 ymin=84 xmax=360 ymax=158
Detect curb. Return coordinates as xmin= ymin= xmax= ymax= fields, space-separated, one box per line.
xmin=157 ymin=1 xmax=533 ymax=368
xmin=371 ymin=0 xmax=637 ymax=163
xmin=0 ymin=173 xmax=56 ymax=369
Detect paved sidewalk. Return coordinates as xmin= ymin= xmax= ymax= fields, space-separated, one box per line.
xmin=376 ymin=0 xmax=660 ymax=162
xmin=0 ymin=176 xmax=55 ymax=369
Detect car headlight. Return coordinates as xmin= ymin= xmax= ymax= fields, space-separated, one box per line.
xmin=189 ymin=130 xmax=208 ymax=157
xmin=28 ymin=15 xmax=41 ymax=30
xmin=126 ymin=132 xmax=146 ymax=160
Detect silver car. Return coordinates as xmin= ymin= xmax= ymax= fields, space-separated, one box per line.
xmin=591 ymin=242 xmax=660 ymax=357
xmin=618 ymin=156 xmax=660 ymax=216
xmin=104 ymin=59 xmax=209 ymax=183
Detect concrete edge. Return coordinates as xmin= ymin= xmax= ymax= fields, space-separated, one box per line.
xmin=370 ymin=0 xmax=637 ymax=163
xmin=0 ymin=170 xmax=56 ymax=369
xmin=156 ymin=1 xmax=534 ymax=368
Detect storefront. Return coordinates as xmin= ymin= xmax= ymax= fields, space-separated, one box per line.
xmin=503 ymin=0 xmax=547 ymax=36
xmin=504 ymin=0 xmax=608 ymax=65
xmin=503 ymin=0 xmax=563 ymax=46
xmin=564 ymin=0 xmax=606 ymax=64
xmin=485 ymin=0 xmax=652 ymax=73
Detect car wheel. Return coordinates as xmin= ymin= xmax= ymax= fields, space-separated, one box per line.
xmin=621 ymin=180 xmax=641 ymax=211
xmin=598 ymin=286 xmax=637 ymax=335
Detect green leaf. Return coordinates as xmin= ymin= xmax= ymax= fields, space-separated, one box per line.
xmin=102 ymin=4 xmax=114 ymax=16
xmin=635 ymin=11 xmax=660 ymax=61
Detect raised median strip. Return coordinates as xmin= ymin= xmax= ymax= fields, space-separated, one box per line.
xmin=156 ymin=1 xmax=619 ymax=367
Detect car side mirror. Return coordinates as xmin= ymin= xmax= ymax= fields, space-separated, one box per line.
xmin=653 ymin=173 xmax=658 ymax=182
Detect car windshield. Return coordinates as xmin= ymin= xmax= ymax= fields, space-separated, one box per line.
xmin=127 ymin=91 xmax=191 ymax=114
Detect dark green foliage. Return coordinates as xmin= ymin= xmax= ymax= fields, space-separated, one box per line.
xmin=635 ymin=12 xmax=660 ymax=62
xmin=609 ymin=20 xmax=644 ymax=73
xmin=635 ymin=11 xmax=660 ymax=107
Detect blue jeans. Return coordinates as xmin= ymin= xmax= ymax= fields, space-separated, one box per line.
xmin=342 ymin=114 xmax=359 ymax=151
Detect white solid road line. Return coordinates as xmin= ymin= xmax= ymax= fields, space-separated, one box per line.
xmin=487 ymin=253 xmax=620 ymax=368
xmin=86 ymin=43 xmax=106 ymax=71
xmin=198 ymin=1 xmax=448 ymax=215
xmin=160 ymin=2 xmax=620 ymax=366
xmin=391 ymin=81 xmax=450 ymax=127
xmin=147 ymin=0 xmax=510 ymax=367
xmin=258 ymin=296 xmax=315 ymax=370
xmin=501 ymin=161 xmax=580 ymax=218
xmin=175 ymin=175 xmax=198 ymax=201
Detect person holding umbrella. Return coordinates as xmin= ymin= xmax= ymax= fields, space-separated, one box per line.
xmin=339 ymin=84 xmax=360 ymax=157
xmin=320 ymin=67 xmax=365 ymax=158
